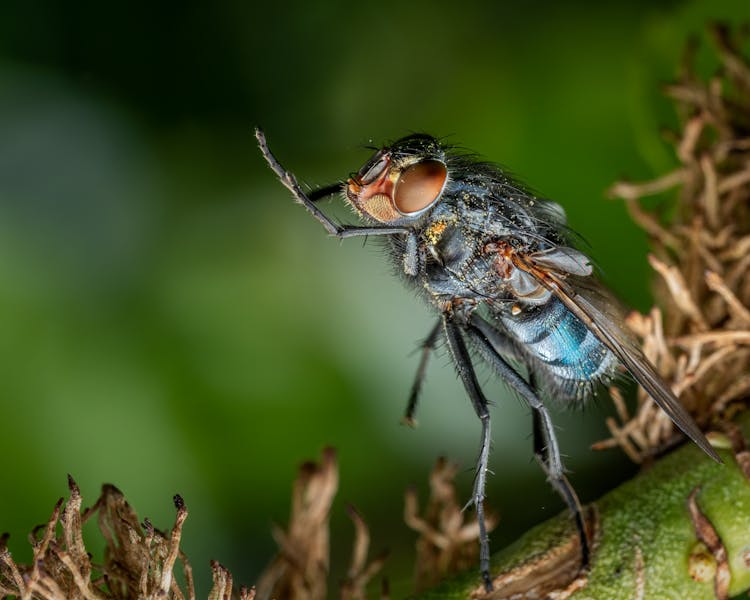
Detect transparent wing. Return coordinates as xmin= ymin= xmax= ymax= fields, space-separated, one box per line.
xmin=513 ymin=251 xmax=721 ymax=462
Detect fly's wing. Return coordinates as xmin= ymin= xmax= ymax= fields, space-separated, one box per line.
xmin=514 ymin=250 xmax=721 ymax=463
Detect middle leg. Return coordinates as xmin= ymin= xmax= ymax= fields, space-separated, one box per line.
xmin=466 ymin=313 xmax=590 ymax=568
xmin=442 ymin=314 xmax=494 ymax=592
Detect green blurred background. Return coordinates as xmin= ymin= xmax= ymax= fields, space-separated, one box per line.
xmin=0 ymin=1 xmax=747 ymax=596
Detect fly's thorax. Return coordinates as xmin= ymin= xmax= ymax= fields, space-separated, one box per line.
xmin=416 ymin=208 xmax=512 ymax=305
xmin=345 ymin=135 xmax=449 ymax=226
xmin=481 ymin=241 xmax=551 ymax=305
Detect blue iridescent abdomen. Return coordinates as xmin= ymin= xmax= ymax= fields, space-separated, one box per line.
xmin=500 ymin=297 xmax=615 ymax=399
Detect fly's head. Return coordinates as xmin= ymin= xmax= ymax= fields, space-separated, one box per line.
xmin=345 ymin=134 xmax=448 ymax=225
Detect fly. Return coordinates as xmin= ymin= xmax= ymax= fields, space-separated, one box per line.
xmin=255 ymin=129 xmax=721 ymax=592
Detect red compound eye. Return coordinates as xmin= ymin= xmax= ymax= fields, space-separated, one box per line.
xmin=393 ymin=160 xmax=447 ymax=214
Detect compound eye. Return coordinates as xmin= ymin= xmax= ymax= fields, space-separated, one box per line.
xmin=360 ymin=155 xmax=389 ymax=185
xmin=393 ymin=160 xmax=447 ymax=214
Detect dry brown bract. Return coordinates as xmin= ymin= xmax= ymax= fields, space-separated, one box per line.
xmin=255 ymin=448 xmax=387 ymax=600
xmin=0 ymin=456 xmax=386 ymax=600
xmin=599 ymin=25 xmax=750 ymax=462
xmin=0 ymin=476 xmax=254 ymax=600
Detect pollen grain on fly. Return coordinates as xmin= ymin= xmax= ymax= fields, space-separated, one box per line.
xmin=424 ymin=220 xmax=449 ymax=245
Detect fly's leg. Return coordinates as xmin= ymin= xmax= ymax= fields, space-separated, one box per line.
xmin=442 ymin=315 xmax=494 ymax=592
xmin=308 ymin=183 xmax=342 ymax=202
xmin=530 ymin=406 xmax=589 ymax=567
xmin=255 ymin=129 xmax=419 ymax=277
xmin=256 ymin=129 xmax=410 ymax=239
xmin=403 ymin=230 xmax=420 ymax=276
xmin=467 ymin=314 xmax=590 ymax=570
xmin=257 ymin=129 xmax=420 ymax=275
xmin=402 ymin=319 xmax=442 ymax=426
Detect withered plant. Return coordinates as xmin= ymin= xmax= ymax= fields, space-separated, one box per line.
xmin=597 ymin=24 xmax=750 ymax=463
xmin=0 ymin=476 xmax=252 ymax=600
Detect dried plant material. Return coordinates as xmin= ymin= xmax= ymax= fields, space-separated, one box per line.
xmin=0 ymin=478 xmax=197 ymax=600
xmin=208 ymin=561 xmax=232 ymax=600
xmin=603 ymin=25 xmax=750 ymax=461
xmin=647 ymin=255 xmax=708 ymax=331
xmin=404 ymin=457 xmax=499 ymax=592
xmin=705 ymin=270 xmax=750 ymax=325
xmin=1 ymin=458 xmax=386 ymax=600
xmin=687 ymin=487 xmax=730 ymax=600
xmin=339 ymin=506 xmax=388 ymax=600
xmin=0 ymin=453 xmax=395 ymax=600
xmin=240 ymin=586 xmax=256 ymax=600
xmin=720 ymin=421 xmax=750 ymax=481
xmin=255 ymin=447 xmax=338 ymax=600
xmin=255 ymin=448 xmax=387 ymax=600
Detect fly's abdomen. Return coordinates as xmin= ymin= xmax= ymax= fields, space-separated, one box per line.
xmin=500 ymin=297 xmax=616 ymax=399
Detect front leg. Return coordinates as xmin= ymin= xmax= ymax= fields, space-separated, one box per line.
xmin=257 ymin=129 xmax=411 ymax=240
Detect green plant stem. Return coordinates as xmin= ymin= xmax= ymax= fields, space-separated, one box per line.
xmin=416 ymin=413 xmax=750 ymax=599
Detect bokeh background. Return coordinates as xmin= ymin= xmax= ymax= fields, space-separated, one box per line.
xmin=1 ymin=1 xmax=747 ymax=597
